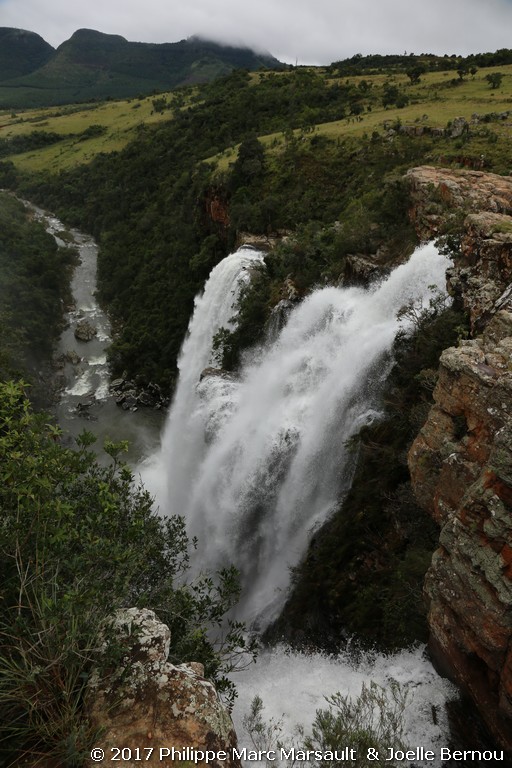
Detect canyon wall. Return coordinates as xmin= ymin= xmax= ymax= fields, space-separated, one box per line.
xmin=407 ymin=166 xmax=512 ymax=750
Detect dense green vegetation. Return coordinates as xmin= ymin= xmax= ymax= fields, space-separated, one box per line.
xmin=0 ymin=381 xmax=253 ymax=765
xmin=0 ymin=129 xmax=68 ymax=157
xmin=0 ymin=28 xmax=281 ymax=108
xmin=0 ymin=28 xmax=53 ymax=81
xmin=329 ymin=47 xmax=512 ymax=76
xmin=0 ymin=192 xmax=76 ymax=398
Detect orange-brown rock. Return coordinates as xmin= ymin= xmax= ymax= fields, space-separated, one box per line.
xmin=86 ymin=608 xmax=240 ymax=768
xmin=408 ymin=310 xmax=512 ymax=750
xmin=205 ymin=190 xmax=230 ymax=228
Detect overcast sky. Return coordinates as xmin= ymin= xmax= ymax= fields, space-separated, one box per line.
xmin=2 ymin=0 xmax=512 ymax=65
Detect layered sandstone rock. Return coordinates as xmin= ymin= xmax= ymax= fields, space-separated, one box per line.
xmin=407 ymin=166 xmax=512 ymax=750
xmin=407 ymin=166 xmax=512 ymax=331
xmin=407 ymin=166 xmax=512 ymax=238
xmin=408 ymin=311 xmax=512 ymax=748
xmin=86 ymin=608 xmax=240 ymax=768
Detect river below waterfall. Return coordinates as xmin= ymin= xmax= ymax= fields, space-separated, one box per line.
xmin=26 ymin=202 xmax=164 ymax=462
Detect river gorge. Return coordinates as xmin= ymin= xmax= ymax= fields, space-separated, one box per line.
xmin=25 ymin=164 xmax=512 ymax=765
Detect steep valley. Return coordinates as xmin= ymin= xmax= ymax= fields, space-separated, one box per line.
xmin=2 ymin=50 xmax=512 ymax=765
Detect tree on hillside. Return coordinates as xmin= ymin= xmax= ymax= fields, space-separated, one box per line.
xmin=406 ymin=63 xmax=426 ymax=84
xmin=486 ymin=72 xmax=504 ymax=89
xmin=229 ymin=134 xmax=266 ymax=190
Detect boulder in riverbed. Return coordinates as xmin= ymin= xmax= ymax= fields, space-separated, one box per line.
xmin=74 ymin=318 xmax=97 ymax=342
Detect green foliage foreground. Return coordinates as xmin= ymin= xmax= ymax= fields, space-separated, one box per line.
xmin=244 ymin=681 xmax=409 ymax=768
xmin=0 ymin=380 xmax=254 ymax=765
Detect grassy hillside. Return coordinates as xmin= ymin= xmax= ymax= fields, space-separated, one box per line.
xmin=207 ymin=64 xmax=512 ymax=172
xmin=3 ymin=61 xmax=512 ymax=175
xmin=0 ymin=28 xmax=281 ymax=108
xmin=0 ymin=91 xmax=197 ymax=171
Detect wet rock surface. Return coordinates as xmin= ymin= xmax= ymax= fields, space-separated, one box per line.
xmin=110 ymin=378 xmax=170 ymax=411
xmin=74 ymin=318 xmax=97 ymax=341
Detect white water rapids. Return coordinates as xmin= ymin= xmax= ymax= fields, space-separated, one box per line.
xmin=25 ymin=201 xmax=164 ymax=461
xmin=231 ymin=645 xmax=457 ymax=768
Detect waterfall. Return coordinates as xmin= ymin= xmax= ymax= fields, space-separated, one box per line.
xmin=143 ymin=246 xmax=265 ymax=516
xmin=144 ymin=241 xmax=450 ymax=628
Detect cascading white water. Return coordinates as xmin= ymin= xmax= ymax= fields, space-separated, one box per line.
xmin=231 ymin=645 xmax=457 ymax=768
xmin=145 ymin=241 xmax=451 ymax=629
xmin=143 ymin=246 xmax=265 ymax=515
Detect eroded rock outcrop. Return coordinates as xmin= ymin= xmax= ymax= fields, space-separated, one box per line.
xmin=407 ymin=166 xmax=512 ymax=332
xmin=409 ymin=312 xmax=512 ymax=749
xmin=407 ymin=166 xmax=512 ymax=238
xmin=86 ymin=608 xmax=240 ymax=768
xmin=407 ymin=165 xmax=512 ymax=751
xmin=205 ymin=189 xmax=230 ymax=229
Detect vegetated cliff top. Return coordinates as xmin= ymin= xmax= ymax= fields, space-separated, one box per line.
xmin=0 ymin=27 xmax=282 ymax=108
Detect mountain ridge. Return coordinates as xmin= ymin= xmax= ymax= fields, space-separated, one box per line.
xmin=0 ymin=26 xmax=282 ymax=107
xmin=0 ymin=27 xmax=54 ymax=81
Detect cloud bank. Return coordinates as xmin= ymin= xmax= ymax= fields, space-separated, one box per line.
xmin=1 ymin=0 xmax=512 ymax=64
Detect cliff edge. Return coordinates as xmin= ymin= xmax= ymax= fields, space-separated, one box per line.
xmin=85 ymin=608 xmax=240 ymax=768
xmin=407 ymin=166 xmax=512 ymax=750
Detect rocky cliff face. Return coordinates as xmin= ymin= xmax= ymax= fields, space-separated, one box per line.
xmin=86 ymin=608 xmax=240 ymax=768
xmin=407 ymin=166 xmax=512 ymax=750
xmin=407 ymin=166 xmax=512 ymax=330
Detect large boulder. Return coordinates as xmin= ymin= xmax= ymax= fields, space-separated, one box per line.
xmin=86 ymin=608 xmax=240 ymax=768
xmin=74 ymin=318 xmax=97 ymax=341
